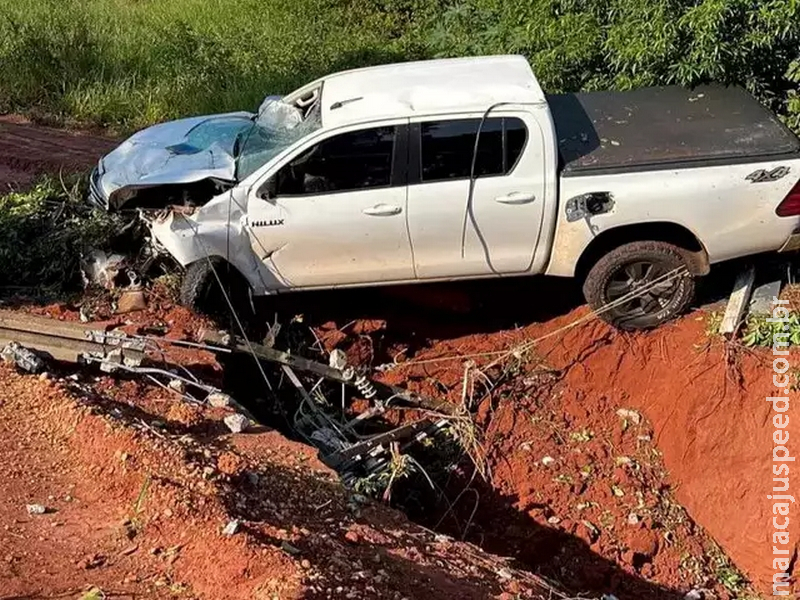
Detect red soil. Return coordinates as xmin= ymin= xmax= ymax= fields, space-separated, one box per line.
xmin=355 ymin=306 xmax=794 ymax=597
xmin=0 ymin=363 xmax=557 ymax=600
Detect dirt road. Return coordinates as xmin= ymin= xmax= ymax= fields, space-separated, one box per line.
xmin=0 ymin=116 xmax=115 ymax=190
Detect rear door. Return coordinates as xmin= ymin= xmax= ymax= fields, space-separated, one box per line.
xmin=406 ymin=112 xmax=546 ymax=278
xmin=244 ymin=121 xmax=414 ymax=288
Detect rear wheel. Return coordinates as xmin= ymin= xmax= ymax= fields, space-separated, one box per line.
xmin=582 ymin=241 xmax=695 ymax=330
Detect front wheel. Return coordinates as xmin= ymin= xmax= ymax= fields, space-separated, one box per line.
xmin=180 ymin=257 xmax=253 ymax=324
xmin=582 ymin=241 xmax=695 ymax=330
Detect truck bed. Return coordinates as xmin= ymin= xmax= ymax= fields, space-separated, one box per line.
xmin=548 ymin=85 xmax=800 ymax=176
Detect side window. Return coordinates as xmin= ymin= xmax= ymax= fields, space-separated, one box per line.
xmin=274 ymin=126 xmax=396 ymax=196
xmin=420 ymin=117 xmax=527 ymax=183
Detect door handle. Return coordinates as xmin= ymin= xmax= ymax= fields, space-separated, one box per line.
xmin=363 ymin=204 xmax=402 ymax=216
xmin=495 ymin=192 xmax=536 ymax=205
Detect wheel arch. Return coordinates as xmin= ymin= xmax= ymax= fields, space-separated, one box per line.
xmin=574 ymin=222 xmax=710 ymax=282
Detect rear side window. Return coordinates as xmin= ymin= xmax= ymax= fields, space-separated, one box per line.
xmin=420 ymin=117 xmax=527 ymax=183
xmin=275 ymin=126 xmax=395 ymax=196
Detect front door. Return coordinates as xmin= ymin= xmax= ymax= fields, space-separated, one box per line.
xmin=245 ymin=122 xmax=414 ymax=289
xmin=406 ymin=112 xmax=546 ymax=278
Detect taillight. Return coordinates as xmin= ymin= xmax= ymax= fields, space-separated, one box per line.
xmin=776 ymin=180 xmax=800 ymax=217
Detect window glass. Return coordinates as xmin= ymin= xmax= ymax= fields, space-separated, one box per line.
xmin=420 ymin=117 xmax=527 ymax=183
xmin=275 ymin=126 xmax=395 ymax=196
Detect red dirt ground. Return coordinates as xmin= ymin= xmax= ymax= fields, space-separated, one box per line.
xmin=0 ymin=115 xmax=116 ymax=191
xmin=348 ymin=306 xmax=796 ymax=598
xmin=0 ymin=363 xmax=558 ymax=600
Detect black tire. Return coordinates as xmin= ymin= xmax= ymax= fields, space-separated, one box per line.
xmin=180 ymin=257 xmax=252 ymax=323
xmin=582 ymin=241 xmax=695 ymax=330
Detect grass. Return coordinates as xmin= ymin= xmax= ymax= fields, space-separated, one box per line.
xmin=0 ymin=0 xmax=797 ymax=133
xmin=0 ymin=0 xmax=417 ymax=131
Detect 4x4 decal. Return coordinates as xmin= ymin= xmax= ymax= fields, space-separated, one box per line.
xmin=746 ymin=166 xmax=790 ymax=183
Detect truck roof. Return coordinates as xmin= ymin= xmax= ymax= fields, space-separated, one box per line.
xmin=318 ymin=55 xmax=547 ymax=128
xmin=550 ymin=85 xmax=800 ymax=176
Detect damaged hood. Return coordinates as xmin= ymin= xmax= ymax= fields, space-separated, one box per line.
xmin=97 ymin=112 xmax=254 ymax=205
xmin=94 ymin=96 xmax=312 ymax=210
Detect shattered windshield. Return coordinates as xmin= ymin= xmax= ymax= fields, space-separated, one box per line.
xmin=236 ymin=97 xmax=322 ymax=181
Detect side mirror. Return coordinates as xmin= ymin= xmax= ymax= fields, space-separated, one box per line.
xmin=258 ymin=177 xmax=278 ymax=201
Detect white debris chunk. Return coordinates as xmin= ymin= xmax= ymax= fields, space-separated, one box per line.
xmin=329 ymin=349 xmax=348 ymax=370
xmin=2 ymin=343 xmax=46 ymax=374
xmin=224 ymin=413 xmax=250 ymax=434
xmin=207 ymin=392 xmax=233 ymax=409
xmin=616 ymin=408 xmax=641 ymax=425
xmin=26 ymin=504 xmax=47 ymax=515
xmin=496 ymin=567 xmax=513 ymax=580
xmin=167 ymin=379 xmax=186 ymax=394
xmin=81 ymin=250 xmax=127 ymax=289
xmin=221 ymin=519 xmax=240 ymax=536
xmin=541 ymin=456 xmax=555 ymax=467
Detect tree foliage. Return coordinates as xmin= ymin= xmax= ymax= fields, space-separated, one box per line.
xmin=0 ymin=0 xmax=797 ymax=131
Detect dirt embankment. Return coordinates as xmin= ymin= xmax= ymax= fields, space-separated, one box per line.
xmin=358 ymin=305 xmax=796 ymax=598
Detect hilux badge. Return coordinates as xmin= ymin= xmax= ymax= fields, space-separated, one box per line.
xmin=252 ymin=219 xmax=285 ymax=227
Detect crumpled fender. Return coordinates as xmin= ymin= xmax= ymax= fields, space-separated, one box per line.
xmin=147 ymin=191 xmax=284 ymax=295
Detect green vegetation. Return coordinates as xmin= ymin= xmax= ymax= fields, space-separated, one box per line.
xmin=742 ymin=311 xmax=800 ymax=347
xmin=0 ymin=0 xmax=798 ymax=132
xmin=0 ymin=179 xmax=121 ymax=294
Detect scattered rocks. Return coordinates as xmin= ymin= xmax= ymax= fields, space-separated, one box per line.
xmin=344 ymin=530 xmax=360 ymax=544
xmin=223 ymin=413 xmax=250 ymax=434
xmin=616 ymin=408 xmax=641 ymax=425
xmin=207 ymin=392 xmax=233 ymax=408
xmin=221 ymin=520 xmax=240 ymax=536
xmin=627 ymin=528 xmax=660 ymax=559
xmin=25 ymin=503 xmax=47 ymax=515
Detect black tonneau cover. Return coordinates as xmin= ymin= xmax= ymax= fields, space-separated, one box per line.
xmin=548 ymin=85 xmax=800 ymax=177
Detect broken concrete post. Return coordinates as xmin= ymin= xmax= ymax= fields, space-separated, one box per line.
xmin=2 ymin=342 xmax=46 ymax=374
xmin=329 ymin=349 xmax=347 ymax=370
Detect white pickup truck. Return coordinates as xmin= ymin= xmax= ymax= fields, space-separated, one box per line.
xmin=90 ymin=55 xmax=800 ymax=329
